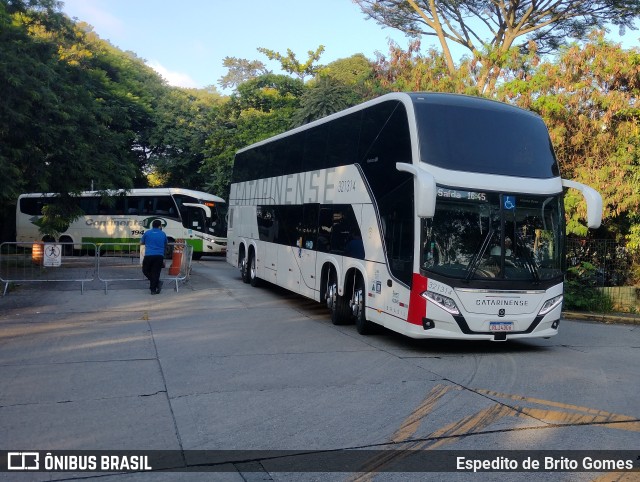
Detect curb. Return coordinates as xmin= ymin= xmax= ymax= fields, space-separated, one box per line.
xmin=562 ymin=311 xmax=640 ymax=325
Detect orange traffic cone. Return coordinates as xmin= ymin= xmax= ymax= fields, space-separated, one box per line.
xmin=168 ymin=243 xmax=183 ymax=275
xmin=32 ymin=242 xmax=44 ymax=266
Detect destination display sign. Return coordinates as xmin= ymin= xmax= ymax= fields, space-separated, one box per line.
xmin=437 ymin=188 xmax=488 ymax=202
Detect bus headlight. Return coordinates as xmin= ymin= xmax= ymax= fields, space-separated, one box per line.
xmin=422 ymin=290 xmax=460 ymax=315
xmin=538 ymin=294 xmax=563 ymax=316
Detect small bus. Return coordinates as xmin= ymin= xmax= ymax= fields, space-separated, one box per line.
xmin=226 ymin=92 xmax=602 ymax=341
xmin=16 ymin=188 xmax=227 ymax=258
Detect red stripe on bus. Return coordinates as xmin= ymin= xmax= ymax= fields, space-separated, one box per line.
xmin=407 ymin=272 xmax=428 ymax=325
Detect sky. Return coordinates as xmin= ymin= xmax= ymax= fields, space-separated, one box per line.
xmin=60 ymin=0 xmax=414 ymax=91
xmin=61 ymin=1 xmax=639 ymax=93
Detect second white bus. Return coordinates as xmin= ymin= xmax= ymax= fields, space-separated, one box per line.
xmin=16 ymin=188 xmax=227 ymax=258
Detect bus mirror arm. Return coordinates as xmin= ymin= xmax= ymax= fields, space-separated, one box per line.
xmin=183 ymin=202 xmax=212 ymax=218
xmin=561 ymin=179 xmax=602 ymax=229
xmin=396 ymin=163 xmax=437 ymax=218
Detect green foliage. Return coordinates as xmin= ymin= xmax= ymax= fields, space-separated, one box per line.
xmin=371 ymin=39 xmax=475 ymax=94
xmin=200 ymin=74 xmax=304 ymax=200
xmin=320 ymin=54 xmax=374 ymax=86
xmin=147 ymin=87 xmax=222 ymax=190
xmin=564 ymin=262 xmax=614 ymax=312
xmin=33 ymin=199 xmax=83 ymax=237
xmin=500 ymin=33 xmax=640 ymax=238
xmin=356 ymin=0 xmax=640 ymax=93
xmin=291 ymin=76 xmax=360 ymax=126
xmin=0 ymin=1 xmax=158 ymax=228
xmin=257 ymin=45 xmax=325 ymax=81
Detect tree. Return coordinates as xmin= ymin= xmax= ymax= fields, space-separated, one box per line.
xmin=355 ymin=0 xmax=640 ymax=93
xmin=292 ymin=76 xmax=361 ymax=126
xmin=257 ymin=45 xmax=325 ymax=81
xmin=321 ymin=54 xmax=374 ymax=86
xmin=499 ymin=33 xmax=640 ymax=238
xmin=147 ymin=87 xmax=223 ymax=190
xmin=0 ymin=0 xmax=177 ymax=237
xmin=201 ymin=74 xmax=304 ymax=200
xmin=218 ymin=56 xmax=269 ymax=90
xmin=0 ymin=2 xmax=139 ymax=202
xmin=372 ymin=38 xmax=474 ymax=93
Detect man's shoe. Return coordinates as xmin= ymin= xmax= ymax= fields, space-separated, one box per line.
xmin=157 ymin=281 xmax=163 ymax=294
xmin=151 ymin=290 xmax=157 ymax=295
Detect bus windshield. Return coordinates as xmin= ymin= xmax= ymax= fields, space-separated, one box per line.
xmin=414 ymin=96 xmax=560 ymax=178
xmin=421 ymin=189 xmax=564 ymax=282
xmin=208 ymin=203 xmax=228 ymax=237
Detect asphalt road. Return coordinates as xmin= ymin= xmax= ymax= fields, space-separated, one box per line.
xmin=0 ymin=256 xmax=638 ymax=481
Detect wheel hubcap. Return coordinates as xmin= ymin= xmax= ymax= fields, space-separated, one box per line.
xmin=351 ymin=288 xmax=363 ymax=318
xmin=326 ymin=282 xmax=336 ymax=310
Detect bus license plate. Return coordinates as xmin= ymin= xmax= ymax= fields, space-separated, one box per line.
xmin=490 ymin=322 xmax=513 ymax=332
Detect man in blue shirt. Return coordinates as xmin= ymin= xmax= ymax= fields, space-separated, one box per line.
xmin=141 ymin=219 xmax=168 ymax=294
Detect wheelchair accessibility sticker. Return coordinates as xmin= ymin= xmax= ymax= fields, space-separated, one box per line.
xmin=503 ymin=196 xmax=516 ymax=210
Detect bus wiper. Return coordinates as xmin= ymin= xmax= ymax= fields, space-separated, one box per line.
xmin=516 ymin=234 xmax=540 ymax=283
xmin=465 ymin=228 xmax=494 ymax=282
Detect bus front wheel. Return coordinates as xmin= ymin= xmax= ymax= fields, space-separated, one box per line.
xmin=240 ymin=251 xmax=250 ymax=283
xmin=327 ymin=269 xmax=351 ymax=325
xmin=249 ymin=252 xmax=260 ymax=287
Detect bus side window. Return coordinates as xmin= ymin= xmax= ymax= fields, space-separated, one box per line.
xmin=323 ymin=205 xmax=364 ymax=258
xmin=155 ymin=196 xmax=174 ymax=215
xmin=317 ymin=208 xmax=333 ymax=253
xmin=301 ymin=204 xmax=319 ymax=250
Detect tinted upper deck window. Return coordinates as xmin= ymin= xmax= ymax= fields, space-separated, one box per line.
xmin=414 ymin=98 xmax=559 ymax=178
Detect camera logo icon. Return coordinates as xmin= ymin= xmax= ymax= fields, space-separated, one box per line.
xmin=8 ymin=452 xmax=40 ymax=470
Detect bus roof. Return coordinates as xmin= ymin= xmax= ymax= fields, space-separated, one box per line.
xmin=236 ymin=92 xmax=539 ymax=154
xmin=18 ymin=188 xmax=226 ymax=203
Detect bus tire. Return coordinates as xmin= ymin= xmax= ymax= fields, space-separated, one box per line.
xmin=249 ymin=251 xmax=260 ymax=287
xmin=328 ymin=269 xmax=351 ymax=325
xmin=354 ymin=274 xmax=374 ymax=335
xmin=240 ymin=250 xmax=250 ymax=283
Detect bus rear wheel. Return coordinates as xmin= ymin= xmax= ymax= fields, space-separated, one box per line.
xmin=240 ymin=251 xmax=250 ymax=283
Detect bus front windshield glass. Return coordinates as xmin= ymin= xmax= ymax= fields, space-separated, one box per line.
xmin=208 ymin=203 xmax=228 ymax=237
xmin=421 ymin=189 xmax=564 ymax=281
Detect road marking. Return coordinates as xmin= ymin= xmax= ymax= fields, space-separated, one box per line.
xmin=390 ymin=383 xmax=456 ymax=443
xmin=348 ymin=385 xmax=639 ymax=481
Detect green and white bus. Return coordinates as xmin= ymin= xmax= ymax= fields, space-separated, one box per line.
xmin=16 ymin=188 xmax=227 ymax=258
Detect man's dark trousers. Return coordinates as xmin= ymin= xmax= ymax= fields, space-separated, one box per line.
xmin=142 ymin=255 xmax=164 ymax=293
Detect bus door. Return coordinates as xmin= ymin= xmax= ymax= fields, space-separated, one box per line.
xmin=275 ymin=206 xmax=301 ymax=292
xmin=182 ymin=204 xmax=210 ymax=243
xmin=298 ymin=204 xmax=319 ymax=298
xmin=257 ymin=206 xmax=278 ymax=283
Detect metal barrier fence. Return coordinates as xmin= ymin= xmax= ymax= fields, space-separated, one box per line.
xmin=565 ymin=238 xmax=639 ymax=315
xmin=1 ymin=242 xmax=192 ymax=295
xmin=98 ymin=242 xmax=192 ymax=294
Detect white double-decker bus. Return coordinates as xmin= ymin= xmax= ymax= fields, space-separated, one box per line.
xmin=227 ymin=93 xmax=602 ymax=340
xmin=16 ymin=188 xmax=227 ymax=258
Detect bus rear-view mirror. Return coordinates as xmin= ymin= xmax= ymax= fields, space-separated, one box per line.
xmin=396 ymin=163 xmax=437 ymax=218
xmin=561 ymin=179 xmax=603 ymax=229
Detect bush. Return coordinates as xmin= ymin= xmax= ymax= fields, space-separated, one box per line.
xmin=564 ymin=262 xmax=614 ymax=312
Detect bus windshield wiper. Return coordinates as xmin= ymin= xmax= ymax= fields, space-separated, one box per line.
xmin=465 ymin=228 xmax=494 ymax=281
xmin=516 ymin=234 xmax=540 ymax=283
